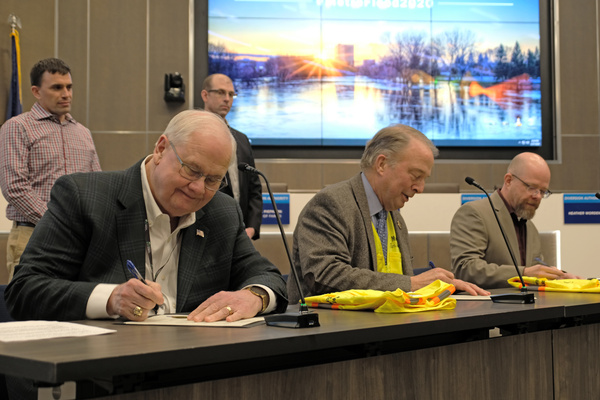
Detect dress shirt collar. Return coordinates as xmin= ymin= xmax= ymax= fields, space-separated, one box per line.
xmin=361 ymin=172 xmax=386 ymax=218
xmin=30 ymin=102 xmax=75 ymax=124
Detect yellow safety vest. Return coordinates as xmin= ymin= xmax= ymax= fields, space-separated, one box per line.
xmin=305 ymin=280 xmax=457 ymax=313
xmin=508 ymin=276 xmax=600 ymax=293
xmin=371 ymin=212 xmax=403 ymax=275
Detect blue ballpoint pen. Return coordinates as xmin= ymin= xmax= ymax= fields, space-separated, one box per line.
xmin=127 ymin=260 xmax=160 ymax=312
xmin=534 ymin=257 xmax=570 ymax=274
xmin=534 ymin=257 xmax=549 ymax=267
xmin=126 ymin=260 xmax=147 ymax=284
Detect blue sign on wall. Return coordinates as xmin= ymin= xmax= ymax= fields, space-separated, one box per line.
xmin=262 ymin=193 xmax=290 ymax=225
xmin=564 ymin=193 xmax=600 ymax=224
xmin=461 ymin=193 xmax=487 ymax=205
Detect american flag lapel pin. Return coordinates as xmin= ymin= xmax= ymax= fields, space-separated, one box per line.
xmin=196 ymin=229 xmax=204 ymax=237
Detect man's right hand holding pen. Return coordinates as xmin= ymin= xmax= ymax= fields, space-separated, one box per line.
xmin=525 ymin=257 xmax=582 ymax=280
xmin=106 ymin=260 xmax=164 ymax=321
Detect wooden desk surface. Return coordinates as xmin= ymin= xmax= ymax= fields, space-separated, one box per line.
xmin=0 ymin=289 xmax=597 ymax=388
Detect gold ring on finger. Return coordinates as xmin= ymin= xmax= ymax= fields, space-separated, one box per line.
xmin=133 ymin=306 xmax=143 ymax=317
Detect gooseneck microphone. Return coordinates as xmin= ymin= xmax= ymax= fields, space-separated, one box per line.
xmin=238 ymin=163 xmax=319 ymax=328
xmin=465 ymin=177 xmax=535 ymax=304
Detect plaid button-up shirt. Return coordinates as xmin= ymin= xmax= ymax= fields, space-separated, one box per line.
xmin=0 ymin=102 xmax=101 ymax=224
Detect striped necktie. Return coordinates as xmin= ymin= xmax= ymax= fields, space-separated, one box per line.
xmin=376 ymin=210 xmax=388 ymax=263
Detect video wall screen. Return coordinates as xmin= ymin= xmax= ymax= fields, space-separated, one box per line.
xmin=207 ymin=0 xmax=555 ymax=159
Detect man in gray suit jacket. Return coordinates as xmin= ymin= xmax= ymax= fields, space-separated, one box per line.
xmin=450 ymin=152 xmax=579 ymax=288
xmin=288 ymin=125 xmax=489 ymax=304
xmin=5 ymin=110 xmax=287 ymax=322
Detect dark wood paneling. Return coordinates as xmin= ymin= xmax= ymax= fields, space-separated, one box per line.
xmin=95 ymin=331 xmax=553 ymax=400
xmin=553 ymin=324 xmax=600 ymax=399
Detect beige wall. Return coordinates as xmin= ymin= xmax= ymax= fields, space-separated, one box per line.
xmin=0 ymin=0 xmax=598 ymax=196
xmin=0 ymin=1 xmax=597 ymax=192
xmin=0 ymin=0 xmax=191 ymax=172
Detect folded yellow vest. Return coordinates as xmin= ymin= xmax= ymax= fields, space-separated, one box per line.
xmin=507 ymin=276 xmax=600 ymax=293
xmin=305 ymin=280 xmax=456 ymax=313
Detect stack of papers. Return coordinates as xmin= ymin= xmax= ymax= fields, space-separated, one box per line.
xmin=124 ymin=314 xmax=265 ymax=327
xmin=452 ymin=295 xmax=491 ymax=301
xmin=0 ymin=321 xmax=116 ymax=342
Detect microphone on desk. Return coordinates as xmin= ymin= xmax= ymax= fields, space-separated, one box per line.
xmin=238 ymin=163 xmax=320 ymax=328
xmin=465 ymin=177 xmax=535 ymax=304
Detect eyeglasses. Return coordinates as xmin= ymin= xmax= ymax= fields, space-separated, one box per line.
xmin=170 ymin=142 xmax=228 ymax=191
xmin=511 ymin=174 xmax=552 ymax=199
xmin=207 ymin=89 xmax=237 ymax=99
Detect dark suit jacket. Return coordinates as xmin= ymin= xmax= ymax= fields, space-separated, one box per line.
xmin=288 ymin=174 xmax=414 ymax=304
xmin=450 ymin=191 xmax=543 ymax=288
xmin=220 ymin=127 xmax=262 ymax=240
xmin=5 ymin=160 xmax=287 ymax=321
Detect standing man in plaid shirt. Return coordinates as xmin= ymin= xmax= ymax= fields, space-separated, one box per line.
xmin=0 ymin=58 xmax=101 ymax=282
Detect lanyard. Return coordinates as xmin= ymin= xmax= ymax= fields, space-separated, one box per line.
xmin=144 ymin=219 xmax=168 ymax=282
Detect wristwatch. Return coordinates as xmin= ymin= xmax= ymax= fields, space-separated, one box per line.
xmin=245 ymin=286 xmax=269 ymax=313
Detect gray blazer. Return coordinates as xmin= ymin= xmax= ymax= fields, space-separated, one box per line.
xmin=450 ymin=191 xmax=543 ymax=288
xmin=288 ymin=174 xmax=414 ymax=304
xmin=5 ymin=160 xmax=287 ymax=320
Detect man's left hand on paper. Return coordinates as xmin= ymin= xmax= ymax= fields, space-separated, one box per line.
xmin=187 ymin=289 xmax=263 ymax=322
xmin=451 ymin=279 xmax=491 ymax=296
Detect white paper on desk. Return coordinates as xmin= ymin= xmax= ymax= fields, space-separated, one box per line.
xmin=0 ymin=321 xmax=116 ymax=342
xmin=124 ymin=315 xmax=265 ymax=328
xmin=452 ymin=295 xmax=492 ymax=301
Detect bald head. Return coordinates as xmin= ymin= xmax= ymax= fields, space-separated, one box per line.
xmin=507 ymin=152 xmax=551 ymax=179
xmin=502 ymin=152 xmax=551 ymax=219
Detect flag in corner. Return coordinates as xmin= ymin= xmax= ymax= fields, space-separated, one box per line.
xmin=6 ymin=27 xmax=22 ymax=120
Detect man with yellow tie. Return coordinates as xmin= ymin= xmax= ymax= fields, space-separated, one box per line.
xmin=288 ymin=125 xmax=489 ymax=304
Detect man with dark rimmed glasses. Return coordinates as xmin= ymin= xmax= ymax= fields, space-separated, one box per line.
xmin=450 ymin=152 xmax=580 ymax=289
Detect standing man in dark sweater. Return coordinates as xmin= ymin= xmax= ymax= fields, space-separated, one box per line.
xmin=201 ymin=73 xmax=262 ymax=240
